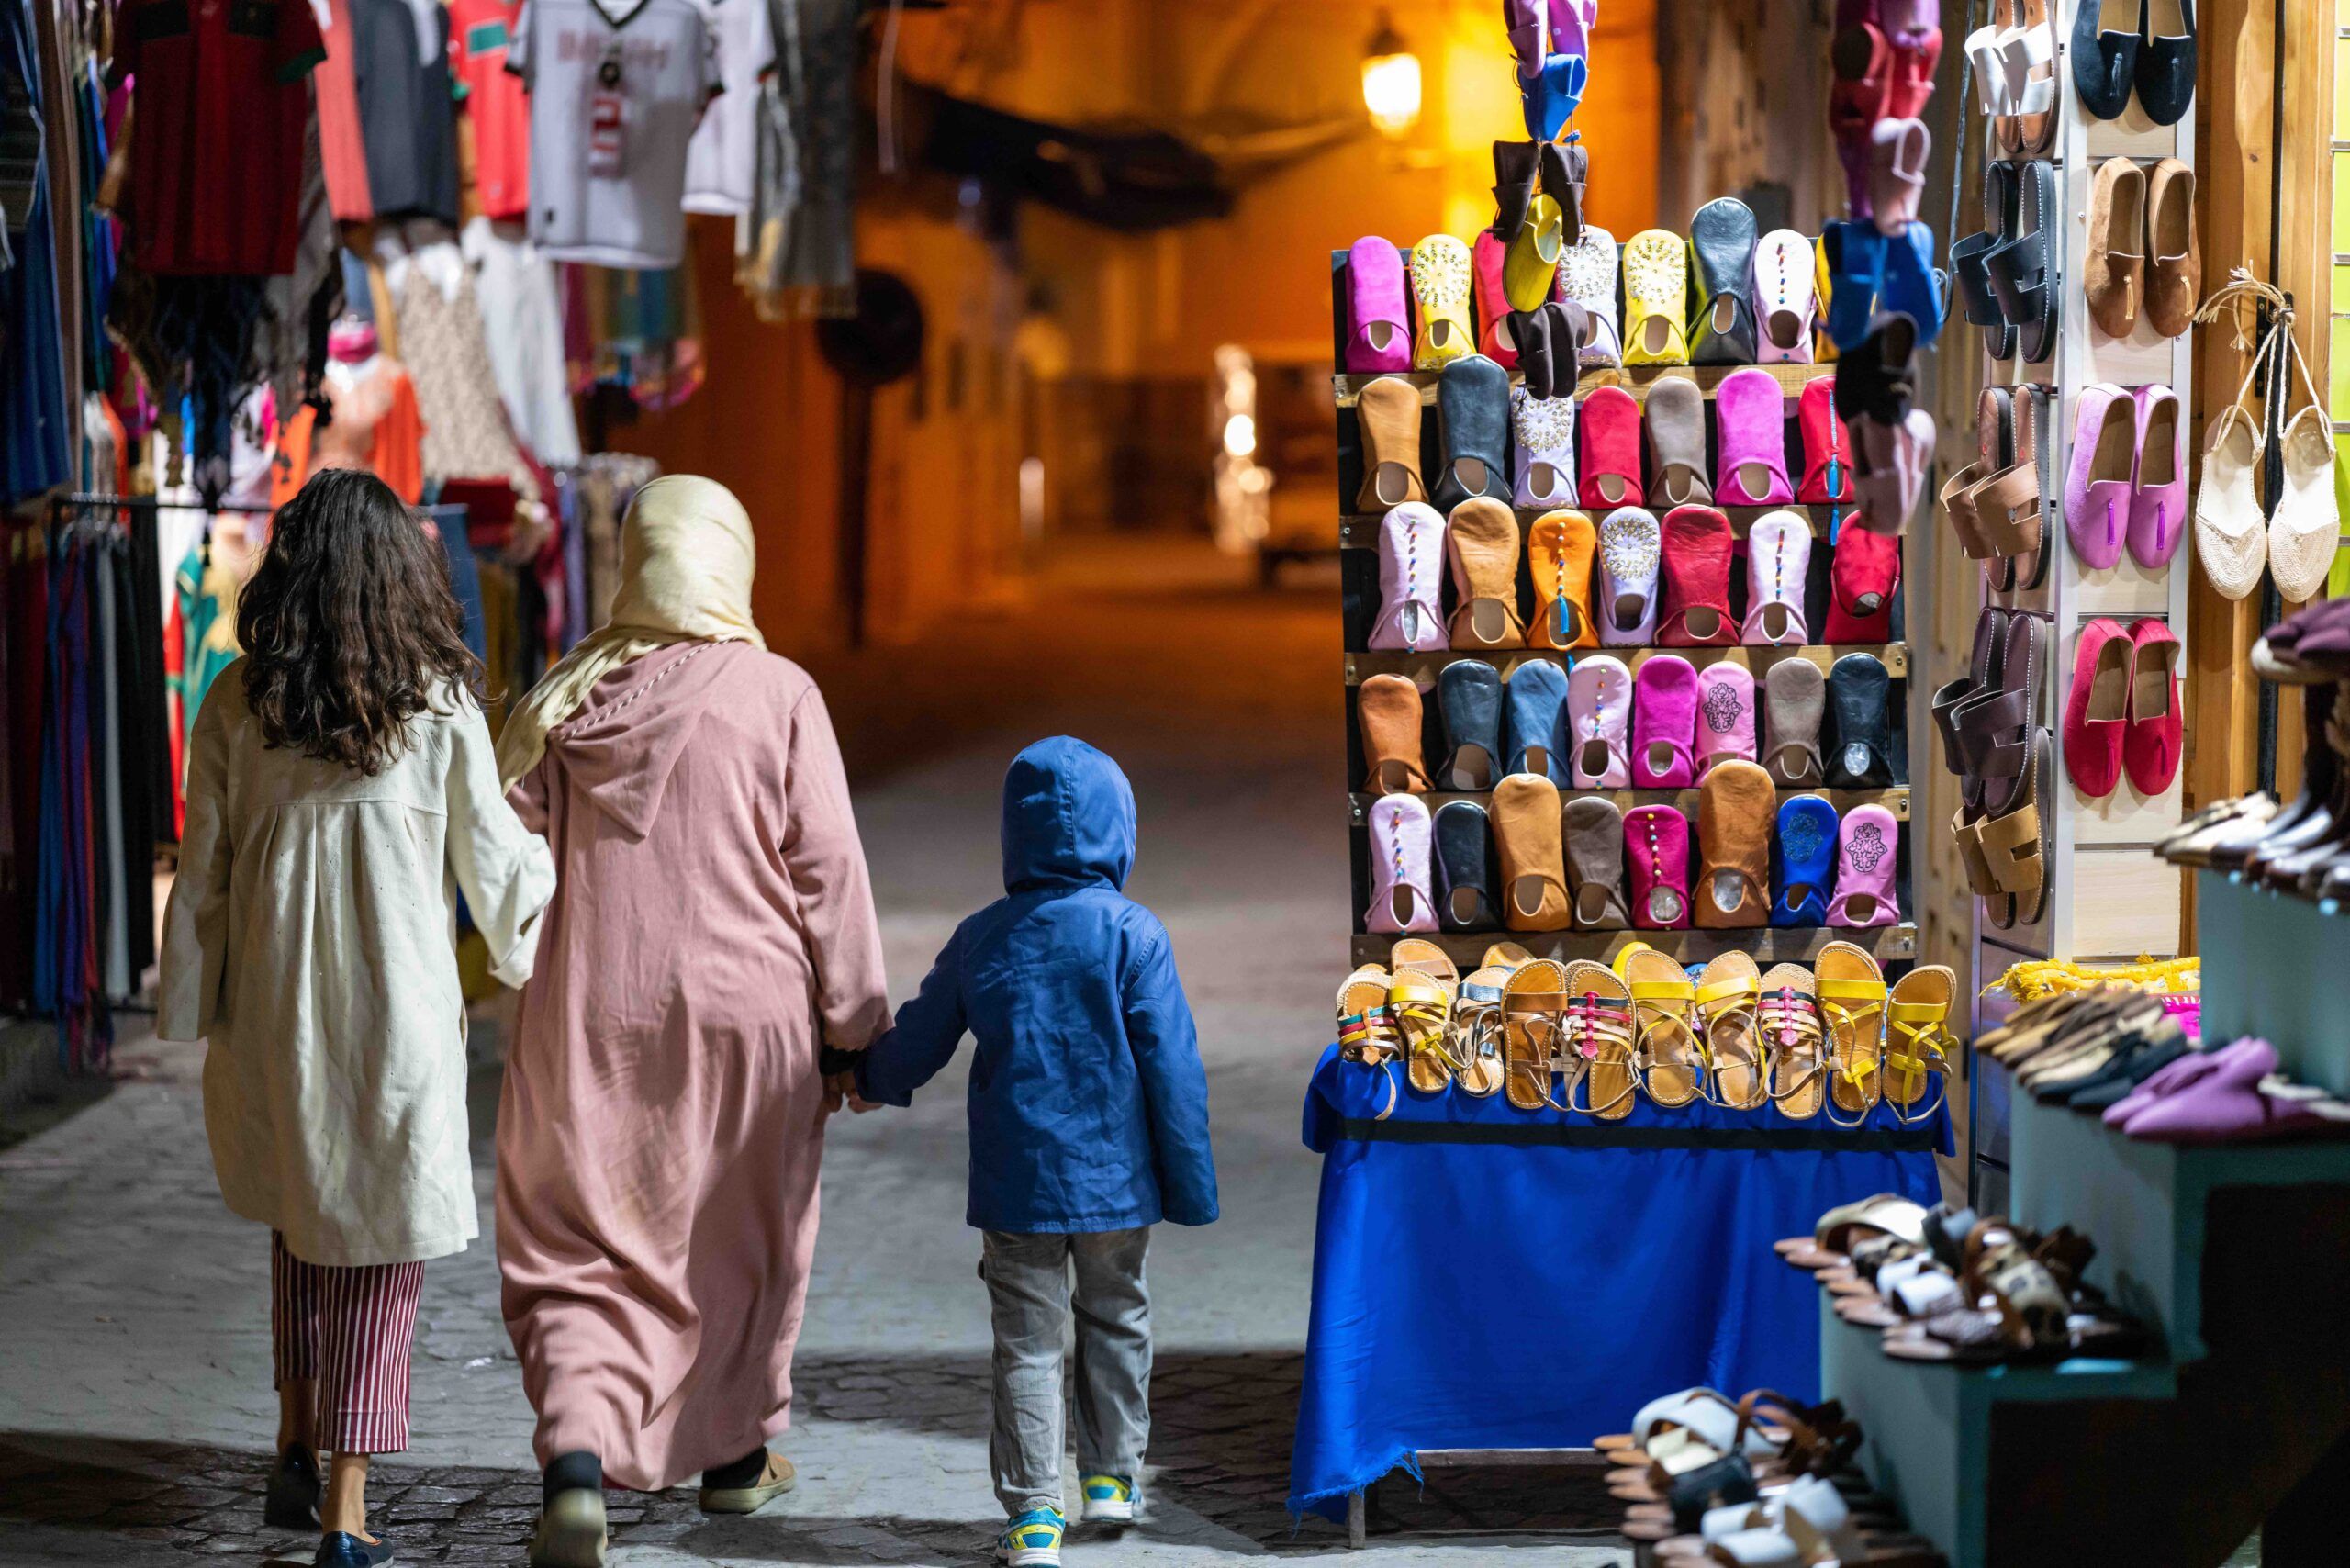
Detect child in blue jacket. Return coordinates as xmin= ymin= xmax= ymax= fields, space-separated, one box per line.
xmin=854 ymin=736 xmax=1217 ymax=1567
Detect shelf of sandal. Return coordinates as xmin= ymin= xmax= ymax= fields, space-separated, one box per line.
xmin=1348 ymin=924 xmax=1918 ymax=969
xmin=1331 ymin=362 xmax=1831 ymax=407
xmin=1347 ymin=786 xmax=1909 ymax=822
xmin=1345 ymin=643 xmax=1911 ymax=683
xmin=1337 ymin=504 xmax=1853 ymax=545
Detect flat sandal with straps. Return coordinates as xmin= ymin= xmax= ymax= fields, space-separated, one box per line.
xmin=1695 ymin=951 xmax=1767 ymax=1110
xmin=1391 ymin=969 xmax=1460 ymax=1094
xmin=1336 ymin=967 xmax=1402 ymax=1120
xmin=1817 ymin=941 xmax=1888 ymax=1129
xmin=1502 ymin=960 xmax=1575 ymax=1112
xmin=1448 ymin=969 xmax=1510 ymax=1096
xmin=1563 ymin=959 xmax=1640 ymax=1119
xmin=1626 ymin=946 xmax=1707 ymax=1108
xmin=1760 ymin=963 xmax=1829 ymax=1120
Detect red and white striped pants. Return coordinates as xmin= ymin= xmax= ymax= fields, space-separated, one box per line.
xmin=270 ymin=1233 xmax=425 ymax=1455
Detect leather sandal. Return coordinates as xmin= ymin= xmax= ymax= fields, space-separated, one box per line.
xmin=1883 ymin=965 xmax=1958 ymax=1124
xmin=1696 ymin=950 xmax=1768 ymax=1110
xmin=1337 ymin=966 xmax=1402 ymax=1119
xmin=1817 ymin=939 xmax=1887 ymax=1128
xmin=1564 ymin=959 xmax=1640 ymax=1120
xmin=1626 ymin=946 xmax=1706 ymax=1108
xmin=1502 ymin=958 xmax=1573 ymax=1111
xmin=1761 ymin=963 xmax=1829 ymax=1122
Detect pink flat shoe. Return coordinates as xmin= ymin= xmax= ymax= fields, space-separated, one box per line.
xmin=1743 ymin=510 xmax=1812 ymax=644
xmin=2106 ymin=1046 xmax=2228 ymax=1127
xmin=2128 ymin=384 xmax=2186 ymax=568
xmin=1624 ymin=804 xmax=1693 ymax=930
xmin=1578 ymin=386 xmax=1643 ymax=511
xmin=1597 ymin=506 xmax=1662 ymax=645
xmin=1796 ymin=376 xmax=1852 ymax=504
xmin=1368 ymin=502 xmax=1449 ymax=651
xmin=1714 ymin=368 xmax=1796 ymax=506
xmin=1695 ymin=662 xmax=1758 ymax=778
xmin=1632 ymin=655 xmax=1698 ymax=788
xmin=1345 ymin=237 xmax=1414 ymax=375
xmin=1568 ymin=654 xmax=1633 ymax=788
xmin=1365 ymin=793 xmax=1439 ymax=934
xmin=1752 ymin=230 xmax=1818 ymax=364
xmin=2065 ymin=383 xmax=2136 ymax=571
xmin=1656 ymin=505 xmax=1738 ymax=646
xmin=1825 ymin=802 xmax=1900 ymax=927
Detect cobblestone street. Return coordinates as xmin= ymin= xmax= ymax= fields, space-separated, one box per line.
xmin=0 ymin=544 xmax=1628 ymax=1567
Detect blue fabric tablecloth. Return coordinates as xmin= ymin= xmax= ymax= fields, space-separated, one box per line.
xmin=1286 ymin=1042 xmax=1948 ymax=1519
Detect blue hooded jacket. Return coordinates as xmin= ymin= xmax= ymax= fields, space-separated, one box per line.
xmin=856 ymin=737 xmax=1219 ymax=1235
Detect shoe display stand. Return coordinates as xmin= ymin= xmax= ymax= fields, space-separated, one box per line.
xmin=1820 ymin=871 xmax=2350 ymax=1568
xmin=1332 ymin=261 xmax=1922 ymax=970
xmin=1968 ymin=0 xmax=2197 ymax=1209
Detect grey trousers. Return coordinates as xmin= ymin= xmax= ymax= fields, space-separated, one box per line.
xmin=981 ymin=1227 xmax=1152 ymax=1517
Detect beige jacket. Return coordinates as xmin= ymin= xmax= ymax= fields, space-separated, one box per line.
xmin=160 ymin=664 xmax=556 ymax=1267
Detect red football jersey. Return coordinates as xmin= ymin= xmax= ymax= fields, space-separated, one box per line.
xmin=447 ymin=0 xmax=530 ymax=221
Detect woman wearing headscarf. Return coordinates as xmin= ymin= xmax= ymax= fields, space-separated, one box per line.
xmin=493 ymin=476 xmax=890 ymax=1566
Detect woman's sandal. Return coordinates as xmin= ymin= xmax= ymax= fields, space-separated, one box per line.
xmin=1627 ymin=946 xmax=1707 ymax=1108
xmin=1696 ymin=950 xmax=1768 ymax=1110
xmin=1447 ymin=966 xmax=1510 ymax=1097
xmin=1760 ymin=963 xmax=1829 ymax=1123
xmin=1390 ymin=967 xmax=1459 ymax=1094
xmin=1337 ymin=966 xmax=1402 ymax=1119
xmin=1882 ymin=965 xmax=1959 ymax=1125
xmin=1502 ymin=959 xmax=1572 ymax=1112
xmin=1817 ymin=940 xmax=1887 ymax=1128
xmin=1564 ymin=958 xmax=1640 ymax=1120
xmin=1776 ymin=1193 xmax=1930 ymax=1271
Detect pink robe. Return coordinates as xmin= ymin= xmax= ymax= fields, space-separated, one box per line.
xmin=497 ymin=641 xmax=889 ymax=1491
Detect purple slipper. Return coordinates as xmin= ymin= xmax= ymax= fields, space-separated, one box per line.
xmin=1714 ymin=368 xmax=1796 ymax=505
xmin=1366 ymin=793 xmax=1439 ymax=934
xmin=2065 ymin=383 xmax=2136 ymax=571
xmin=1346 ymin=238 xmax=1414 ymax=375
xmin=1695 ymin=662 xmax=1758 ymax=778
xmin=2128 ymin=384 xmax=2186 ymax=569
xmin=2120 ymin=1038 xmax=2350 ymax=1145
xmin=1632 ymin=655 xmax=1698 ymax=788
xmin=1369 ymin=503 xmax=1449 ymax=651
xmin=2104 ymin=1045 xmax=2223 ymax=1127
xmin=1568 ymin=654 xmax=1633 ymax=788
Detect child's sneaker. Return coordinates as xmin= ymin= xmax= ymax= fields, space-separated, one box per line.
xmin=1079 ymin=1475 xmax=1138 ymax=1524
xmin=998 ymin=1507 xmax=1066 ymax=1567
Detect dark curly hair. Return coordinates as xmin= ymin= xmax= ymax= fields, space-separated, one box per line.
xmin=238 ymin=467 xmax=477 ymax=776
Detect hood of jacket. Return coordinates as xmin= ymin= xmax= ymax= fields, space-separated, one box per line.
xmin=546 ymin=641 xmax=736 ymax=838
xmin=1001 ymin=735 xmax=1136 ymax=894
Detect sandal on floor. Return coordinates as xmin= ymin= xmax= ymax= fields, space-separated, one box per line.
xmin=1628 ymin=946 xmax=1706 ymax=1108
xmin=1502 ymin=958 xmax=1572 ymax=1112
xmin=1761 ymin=965 xmax=1829 ymax=1124
xmin=1564 ymin=959 xmax=1640 ymax=1120
xmin=1817 ymin=939 xmax=1888 ymax=1127
xmin=1697 ymin=951 xmax=1767 ymax=1110
xmin=1883 ymin=965 xmax=1958 ymax=1124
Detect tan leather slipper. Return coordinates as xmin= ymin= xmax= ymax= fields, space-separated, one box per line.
xmin=1493 ymin=773 xmax=1572 ymax=930
xmin=1693 ymin=759 xmax=1774 ymax=928
xmin=1358 ymin=674 xmax=1432 ymax=795
xmin=1354 ymin=376 xmax=1428 ymax=512
xmin=1446 ymin=498 xmax=1527 ymax=649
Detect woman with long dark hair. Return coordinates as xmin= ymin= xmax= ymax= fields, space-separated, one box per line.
xmin=160 ymin=467 xmax=556 ymax=1568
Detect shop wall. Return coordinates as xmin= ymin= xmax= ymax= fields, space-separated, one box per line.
xmin=1654 ymin=0 xmax=1834 ymax=230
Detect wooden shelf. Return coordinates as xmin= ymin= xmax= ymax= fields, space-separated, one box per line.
xmin=1336 ymin=503 xmax=1853 ymax=546
xmin=1344 ymin=643 xmax=1911 ymax=683
xmin=1348 ymin=924 xmax=1919 ymax=968
xmin=1332 ymin=362 xmax=1831 ymax=408
xmin=1348 ymin=786 xmax=1910 ymax=823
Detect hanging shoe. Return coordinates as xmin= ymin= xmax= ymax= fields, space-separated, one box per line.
xmin=1567 ymin=655 xmax=1632 ymax=789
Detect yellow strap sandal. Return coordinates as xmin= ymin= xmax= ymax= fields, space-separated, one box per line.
xmin=1621 ymin=229 xmax=1692 ymax=366
xmin=1624 ymin=947 xmax=1705 ymax=1109
xmin=1817 ymin=940 xmax=1888 ymax=1129
xmin=1695 ymin=950 xmax=1767 ymax=1111
xmin=1391 ymin=969 xmax=1460 ymax=1094
xmin=1885 ymin=965 xmax=1961 ymax=1125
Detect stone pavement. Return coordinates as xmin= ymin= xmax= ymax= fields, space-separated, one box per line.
xmin=0 ymin=543 xmax=1628 ymax=1567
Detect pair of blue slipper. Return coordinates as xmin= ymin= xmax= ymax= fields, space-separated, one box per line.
xmin=1439 ymin=657 xmax=1575 ymax=787
xmin=1519 ymin=51 xmax=1587 ymax=140
xmin=1820 ymin=218 xmax=1944 ymax=352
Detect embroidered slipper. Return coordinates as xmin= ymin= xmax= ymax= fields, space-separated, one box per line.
xmin=1624 ymin=803 xmax=1693 ymax=930
xmin=1598 ymin=506 xmax=1662 ymax=645
xmin=1687 ymin=198 xmax=1760 ymax=364
xmin=1817 ymin=938 xmax=1888 ymax=1126
xmin=1762 ymin=658 xmax=1828 ymax=787
xmin=1368 ymin=502 xmax=1448 ymax=652
xmin=1504 ymin=193 xmax=1566 ymax=312
xmin=1410 ymin=234 xmax=1473 ymax=369
xmin=1826 ymin=803 xmax=1900 ymax=927
xmin=1564 ymin=795 xmax=1631 ymax=930
xmin=1357 ymin=673 xmax=1432 ymax=795
xmin=1447 ymin=964 xmax=1510 ymax=1097
xmin=1883 ymin=964 xmax=1958 ymax=1124
xmin=1694 ymin=759 xmax=1774 ymax=928
xmin=1502 ymin=958 xmax=1571 ymax=1111
xmin=1438 ymin=658 xmax=1503 ymax=789
xmin=1390 ymin=965 xmax=1458 ymax=1093
xmin=1696 ymin=951 xmax=1767 ymax=1110
xmin=1494 ymin=772 xmax=1572 ymax=931
xmin=1623 ymin=228 xmax=1693 ymax=365
xmin=1743 ymin=510 xmax=1812 ymax=644
xmin=1527 ymin=507 xmax=1597 ymax=650
xmin=1626 ymin=946 xmax=1706 ymax=1108
xmin=1825 ymin=652 xmax=1895 ymax=787
xmin=1695 ymin=662 xmax=1758 ymax=779
xmin=1434 ymin=800 xmax=1498 ymax=931
xmin=1472 ymin=231 xmax=1520 ymax=369
xmin=1761 ymin=963 xmax=1828 ymax=1120
xmin=1645 ymin=378 xmax=1713 ymax=508
xmin=1345 ymin=237 xmax=1414 ymax=374
xmin=1656 ymin=504 xmax=1738 ymax=647
xmin=1753 ymin=230 xmax=1818 ymax=364
xmin=1568 ymin=654 xmax=1634 ymax=788
xmin=1512 ymin=386 xmax=1576 ymax=509
xmin=1366 ymin=794 xmax=1439 ymax=934
xmin=1504 ymin=657 xmax=1571 ymax=783
xmin=1579 ymin=385 xmax=1644 ymax=510
xmin=1796 ymin=375 xmax=1852 ymax=504
xmin=1770 ymin=794 xmax=1839 ymax=926
xmin=2128 ymin=383 xmax=2187 ymax=570
xmin=1713 ymin=369 xmax=1794 ymax=506
xmin=1352 ymin=375 xmax=1428 ymax=512
xmin=1633 ymin=655 xmax=1699 ymax=788
xmin=1434 ymin=354 xmax=1515 ymax=511
xmin=1555 ymin=223 xmax=1623 ymax=366
xmin=1445 ymin=498 xmax=1527 ymax=649
xmin=1564 ymin=960 xmax=1641 ymax=1120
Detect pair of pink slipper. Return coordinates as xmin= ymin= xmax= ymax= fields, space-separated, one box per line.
xmin=2108 ymin=1037 xmax=2350 ymax=1144
xmin=1630 ymin=655 xmax=1756 ymax=788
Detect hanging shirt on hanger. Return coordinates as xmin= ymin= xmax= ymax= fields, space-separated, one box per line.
xmin=349 ymin=0 xmax=462 ymax=225
xmin=448 ymin=0 xmax=532 ymax=221
xmin=111 ymin=0 xmax=325 ymax=275
xmin=316 ymin=0 xmax=375 ymax=220
xmin=464 ymin=218 xmax=582 ymax=463
xmin=682 ymin=0 xmax=768 ymax=217
xmin=509 ymin=0 xmax=717 ymax=269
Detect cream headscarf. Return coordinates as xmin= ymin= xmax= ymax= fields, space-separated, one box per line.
xmin=496 ymin=474 xmax=767 ymax=789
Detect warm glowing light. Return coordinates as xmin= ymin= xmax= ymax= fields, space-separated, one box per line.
xmin=1361 ymin=14 xmax=1422 ymax=138
xmin=1223 ymin=414 xmax=1259 ymax=459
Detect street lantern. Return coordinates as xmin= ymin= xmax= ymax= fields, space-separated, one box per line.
xmin=1360 ymin=12 xmax=1422 ymax=139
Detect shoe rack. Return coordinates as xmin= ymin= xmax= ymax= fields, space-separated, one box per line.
xmin=1328 ymin=289 xmax=1922 ymax=969
xmin=1968 ymin=0 xmax=2197 ymax=1201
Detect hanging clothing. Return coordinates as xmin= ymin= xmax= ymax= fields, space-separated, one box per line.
xmin=498 ymin=639 xmax=888 ymax=1490
xmin=392 ymin=252 xmax=529 ymax=486
xmin=463 ymin=218 xmax=580 ymax=464
xmin=316 ymin=0 xmax=375 ymax=220
xmin=447 ymin=0 xmax=529 ymax=221
xmin=167 ymin=535 xmax=243 ymax=808
xmin=270 ymin=356 xmax=426 ymax=507
xmin=160 ymin=668 xmax=555 ymax=1266
xmin=349 ymin=0 xmax=460 ymax=226
xmin=684 ymin=0 xmax=769 ymax=217
xmin=2 ymin=0 xmax=70 ymax=503
xmin=741 ymin=0 xmax=853 ymax=319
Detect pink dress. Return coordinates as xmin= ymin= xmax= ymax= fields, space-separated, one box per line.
xmin=497 ymin=641 xmax=889 ymax=1491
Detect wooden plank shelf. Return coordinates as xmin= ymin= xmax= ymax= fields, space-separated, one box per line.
xmin=1331 ymin=362 xmax=1831 ymax=408
xmin=1336 ymin=503 xmax=1851 ymax=547
xmin=1348 ymin=924 xmax=1919 ymax=968
xmin=1344 ymin=643 xmax=1911 ymax=683
xmin=1347 ymin=786 xmax=1910 ymax=823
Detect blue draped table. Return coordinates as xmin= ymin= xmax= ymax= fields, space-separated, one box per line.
xmin=1286 ymin=1042 xmax=1948 ymax=1520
